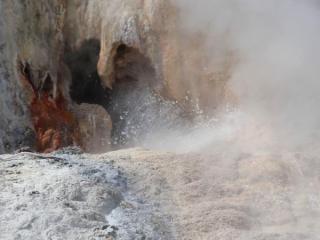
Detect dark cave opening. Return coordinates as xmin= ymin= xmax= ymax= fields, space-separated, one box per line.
xmin=65 ymin=40 xmax=159 ymax=147
xmin=65 ymin=39 xmax=110 ymax=107
xmin=108 ymin=44 xmax=159 ymax=146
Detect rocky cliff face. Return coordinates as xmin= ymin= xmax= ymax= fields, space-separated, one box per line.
xmin=0 ymin=0 xmax=230 ymax=153
xmin=0 ymin=0 xmax=70 ymax=153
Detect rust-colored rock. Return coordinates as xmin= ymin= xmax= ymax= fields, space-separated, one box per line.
xmin=30 ymin=92 xmax=80 ymax=153
xmin=18 ymin=60 xmax=80 ymax=153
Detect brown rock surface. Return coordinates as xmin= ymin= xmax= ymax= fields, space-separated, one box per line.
xmin=0 ymin=0 xmax=230 ymax=153
xmin=73 ymin=103 xmax=112 ymax=153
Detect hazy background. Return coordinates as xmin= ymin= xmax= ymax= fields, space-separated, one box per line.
xmin=143 ymin=0 xmax=320 ymax=153
xmin=144 ymin=3 xmax=320 ymax=238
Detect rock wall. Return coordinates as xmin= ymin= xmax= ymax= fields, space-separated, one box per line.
xmin=0 ymin=0 xmax=231 ymax=153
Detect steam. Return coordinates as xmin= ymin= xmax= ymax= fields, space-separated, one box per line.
xmin=140 ymin=1 xmax=320 ymax=238
xmin=152 ymin=0 xmax=320 ymax=153
xmin=113 ymin=0 xmax=320 ymax=155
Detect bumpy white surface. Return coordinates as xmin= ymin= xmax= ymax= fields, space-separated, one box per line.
xmin=1 ymin=146 xmax=320 ymax=240
xmin=0 ymin=148 xmax=170 ymax=240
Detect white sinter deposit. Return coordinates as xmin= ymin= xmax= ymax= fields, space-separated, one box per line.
xmin=0 ymin=148 xmax=173 ymax=240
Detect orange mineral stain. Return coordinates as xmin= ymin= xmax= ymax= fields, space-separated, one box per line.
xmin=18 ymin=60 xmax=81 ymax=153
xmin=30 ymin=92 xmax=80 ymax=153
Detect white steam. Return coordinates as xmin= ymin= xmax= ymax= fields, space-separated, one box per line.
xmin=143 ymin=1 xmax=320 ymax=238
xmin=156 ymin=0 xmax=320 ymax=153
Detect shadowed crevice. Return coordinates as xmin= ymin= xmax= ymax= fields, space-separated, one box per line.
xmin=65 ymin=40 xmax=159 ymax=147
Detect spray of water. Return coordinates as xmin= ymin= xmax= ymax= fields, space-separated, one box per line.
xmin=116 ymin=1 xmax=320 ymax=238
xmin=169 ymin=0 xmax=320 ymax=151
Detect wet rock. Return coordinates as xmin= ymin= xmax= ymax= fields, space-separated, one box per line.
xmin=14 ymin=146 xmax=34 ymax=154
xmin=0 ymin=0 xmax=230 ymax=153
xmin=73 ymin=103 xmax=112 ymax=153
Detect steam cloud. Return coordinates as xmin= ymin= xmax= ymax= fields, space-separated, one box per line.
xmin=165 ymin=0 xmax=320 ymax=153
xmin=140 ymin=2 xmax=320 ymax=238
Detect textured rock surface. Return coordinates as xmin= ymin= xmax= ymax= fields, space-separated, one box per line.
xmin=74 ymin=103 xmax=112 ymax=153
xmin=0 ymin=148 xmax=173 ymax=240
xmin=102 ymin=148 xmax=320 ymax=240
xmin=1 ymin=148 xmax=319 ymax=239
xmin=0 ymin=0 xmax=72 ymax=153
xmin=0 ymin=0 xmax=230 ymax=153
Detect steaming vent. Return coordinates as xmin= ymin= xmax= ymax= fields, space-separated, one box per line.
xmin=65 ymin=39 xmax=187 ymax=150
